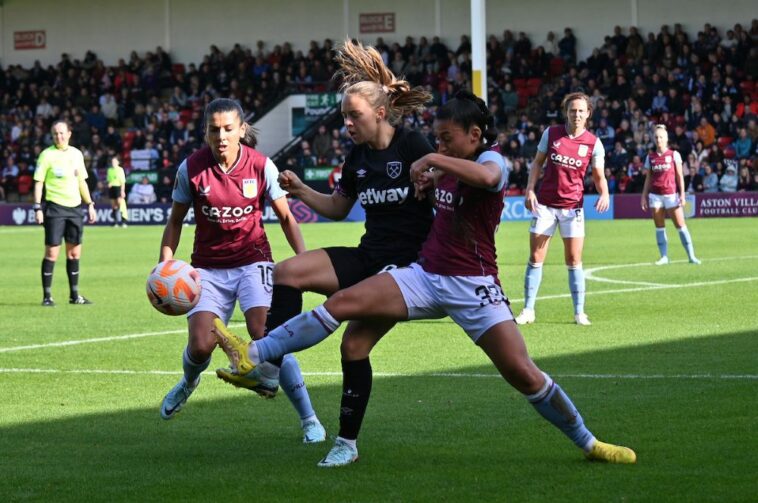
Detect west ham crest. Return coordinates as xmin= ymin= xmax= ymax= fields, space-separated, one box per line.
xmin=386 ymin=161 xmax=402 ymax=179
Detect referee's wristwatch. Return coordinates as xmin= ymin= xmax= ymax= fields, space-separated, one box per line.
xmin=33 ymin=203 xmax=42 ymax=212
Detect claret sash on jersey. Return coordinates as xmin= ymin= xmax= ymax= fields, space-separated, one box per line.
xmin=186 ymin=145 xmax=273 ymax=268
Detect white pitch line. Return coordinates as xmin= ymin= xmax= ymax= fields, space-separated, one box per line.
xmin=584 ymin=255 xmax=758 ymax=287
xmin=0 ymin=323 xmax=247 ymax=354
xmin=510 ymin=275 xmax=758 ymax=303
xmin=1 ymin=275 xmax=756 ymax=352
xmin=0 ymin=368 xmax=755 ymax=380
xmin=583 ymin=276 xmax=667 ymax=287
xmin=1 ymin=256 xmax=757 ymax=354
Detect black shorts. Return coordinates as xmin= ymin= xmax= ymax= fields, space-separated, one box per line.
xmin=44 ymin=201 xmax=84 ymax=247
xmin=108 ymin=186 xmax=123 ymax=199
xmin=324 ymin=246 xmax=417 ymax=290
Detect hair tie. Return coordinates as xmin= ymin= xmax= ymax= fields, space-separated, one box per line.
xmin=382 ymin=85 xmax=390 ymax=94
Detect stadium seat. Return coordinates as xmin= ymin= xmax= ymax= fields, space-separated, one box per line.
xmin=527 ymin=77 xmax=542 ymax=89
xmin=513 ymin=78 xmax=528 ymax=90
xmin=723 ymin=146 xmax=736 ymax=159
xmin=717 ymin=136 xmax=733 ymax=150
xmin=122 ymin=130 xmax=136 ymax=151
xmin=549 ymin=57 xmax=564 ymax=77
xmin=179 ymin=109 xmax=193 ymax=125
xmin=17 ymin=174 xmax=33 ymax=196
xmin=739 ymin=80 xmax=754 ymax=94
xmin=172 ymin=63 xmax=186 ymax=77
xmin=517 ymin=88 xmax=530 ymax=108
xmin=121 ymin=150 xmax=132 ymax=169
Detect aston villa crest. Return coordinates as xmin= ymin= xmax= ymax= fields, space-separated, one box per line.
xmin=386 ymin=161 xmax=402 ymax=179
xmin=243 ymin=178 xmax=258 ymax=198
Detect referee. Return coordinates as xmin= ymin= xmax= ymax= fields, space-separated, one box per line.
xmin=33 ymin=120 xmax=97 ymax=306
xmin=107 ymin=155 xmax=127 ymax=227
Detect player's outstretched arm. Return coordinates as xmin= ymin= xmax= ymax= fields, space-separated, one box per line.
xmin=278 ymin=169 xmax=353 ymax=221
xmin=271 ymin=196 xmax=306 ymax=255
xmin=411 ymin=153 xmax=502 ymax=189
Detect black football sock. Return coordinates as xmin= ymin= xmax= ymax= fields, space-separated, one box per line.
xmin=66 ymin=258 xmax=80 ymax=299
xmin=41 ymin=259 xmax=55 ymax=299
xmin=264 ymin=284 xmax=303 ymax=368
xmin=338 ymin=358 xmax=373 ymax=440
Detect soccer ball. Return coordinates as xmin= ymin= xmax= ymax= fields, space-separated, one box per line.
xmin=146 ymin=259 xmax=202 ymax=316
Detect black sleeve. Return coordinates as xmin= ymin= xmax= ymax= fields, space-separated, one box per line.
xmin=399 ymin=129 xmax=435 ymax=163
xmin=334 ymin=148 xmax=358 ymax=199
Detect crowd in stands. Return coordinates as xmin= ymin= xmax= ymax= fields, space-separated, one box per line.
xmin=0 ymin=20 xmax=756 ymax=203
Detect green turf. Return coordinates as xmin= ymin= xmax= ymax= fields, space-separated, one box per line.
xmin=1 ymin=218 xmax=757 ymax=502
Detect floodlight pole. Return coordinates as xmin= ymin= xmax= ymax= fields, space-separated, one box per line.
xmin=471 ymin=0 xmax=487 ymax=104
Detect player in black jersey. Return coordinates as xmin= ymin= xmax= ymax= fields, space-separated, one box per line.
xmin=215 ymin=39 xmax=434 ymax=458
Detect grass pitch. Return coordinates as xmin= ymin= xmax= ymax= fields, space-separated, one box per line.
xmin=1 ymin=218 xmax=756 ymax=502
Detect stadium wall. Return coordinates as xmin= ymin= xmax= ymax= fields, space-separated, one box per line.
xmin=3 ymin=193 xmax=757 ymax=226
xmin=1 ymin=0 xmax=755 ymax=66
